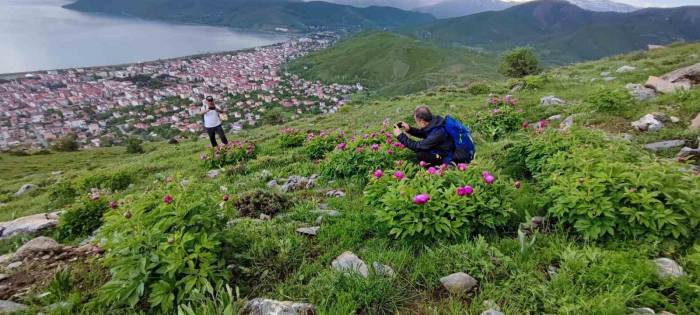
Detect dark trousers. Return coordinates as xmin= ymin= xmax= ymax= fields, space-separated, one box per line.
xmin=416 ymin=151 xmax=444 ymax=167
xmin=206 ymin=125 xmax=228 ymax=147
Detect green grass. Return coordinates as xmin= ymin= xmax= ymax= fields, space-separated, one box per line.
xmin=287 ymin=31 xmax=501 ymax=96
xmin=2 ymin=42 xmax=700 ymax=314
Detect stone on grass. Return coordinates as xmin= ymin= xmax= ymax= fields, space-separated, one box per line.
xmin=331 ymin=251 xmax=368 ymax=278
xmin=670 ymin=116 xmax=680 ymax=123
xmin=372 ymin=262 xmax=395 ymax=277
xmin=267 ymin=179 xmax=278 ymax=188
xmin=280 ymin=175 xmax=318 ymax=192
xmin=439 ymin=272 xmax=478 ymax=294
xmin=643 ymin=140 xmax=685 ymax=152
xmin=13 ymin=236 xmax=63 ymax=261
xmin=659 ymin=311 xmax=676 ymax=315
xmin=547 ymin=265 xmax=559 ymax=278
xmin=690 ymin=113 xmax=700 ymax=131
xmin=0 ymin=212 xmax=62 ymax=239
xmin=481 ymin=310 xmax=504 ymax=315
xmin=632 ymin=114 xmax=664 ymax=132
xmin=311 ymin=209 xmax=340 ymax=217
xmin=259 ymin=214 xmax=271 ymax=221
xmin=625 ymin=83 xmax=656 ymax=101
xmin=14 ymin=184 xmax=36 ymax=197
xmin=540 ymin=96 xmax=566 ymax=106
xmin=207 ymin=169 xmax=220 ymax=178
xmin=326 ymin=190 xmax=345 ymax=197
xmin=654 ymin=258 xmax=686 ymax=279
xmin=0 ymin=300 xmax=28 ymax=313
xmin=633 ymin=307 xmax=656 ymax=314
xmin=616 ymin=65 xmax=636 ymax=73
xmin=560 ymin=115 xmax=574 ymax=131
xmin=482 ymin=300 xmax=500 ymax=311
xmin=677 ymin=147 xmax=700 ymax=161
xmin=242 ymin=298 xmax=316 ymax=315
xmin=601 ymin=71 xmax=611 ymax=77
xmin=547 ymin=114 xmax=562 ymax=121
xmin=603 ymin=76 xmax=616 ymax=81
xmin=6 ymin=261 xmax=22 ymax=270
xmin=296 ymin=226 xmax=320 ymax=236
xmin=315 ymin=216 xmax=324 ymax=225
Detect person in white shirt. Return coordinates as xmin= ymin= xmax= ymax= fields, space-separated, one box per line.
xmin=202 ymin=96 xmax=229 ymax=147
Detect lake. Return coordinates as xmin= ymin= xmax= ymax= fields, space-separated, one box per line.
xmin=0 ymin=0 xmax=287 ymax=74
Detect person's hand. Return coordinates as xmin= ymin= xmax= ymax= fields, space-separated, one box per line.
xmin=399 ymin=121 xmax=409 ymax=131
xmin=393 ymin=127 xmax=402 ymax=137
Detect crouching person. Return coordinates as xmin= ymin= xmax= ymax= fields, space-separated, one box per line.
xmin=393 ymin=105 xmax=475 ymax=166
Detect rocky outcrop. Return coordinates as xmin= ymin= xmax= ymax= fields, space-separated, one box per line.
xmin=644 ymin=63 xmax=700 ymax=93
xmin=13 ymin=237 xmax=63 ymax=262
xmin=14 ymin=184 xmax=36 ymax=197
xmin=372 ymin=262 xmax=395 ymax=277
xmin=631 ymin=114 xmax=664 ymax=132
xmin=331 ymin=251 xmax=368 ymax=278
xmin=439 ymin=272 xmax=478 ymax=294
xmin=625 ymin=83 xmax=656 ymax=101
xmin=677 ymin=147 xmax=700 ymax=162
xmin=242 ymin=298 xmax=316 ymax=315
xmin=0 ymin=212 xmax=62 ymax=239
xmin=654 ymin=258 xmax=686 ymax=279
xmin=278 ymin=175 xmax=318 ymax=192
xmin=644 ymin=140 xmax=686 ymax=152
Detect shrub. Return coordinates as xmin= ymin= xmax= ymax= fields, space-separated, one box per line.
xmin=303 ymin=130 xmax=345 ymax=160
xmin=465 ymin=96 xmax=524 ymax=141
xmin=366 ymin=163 xmax=516 ymax=240
xmin=125 ymin=137 xmax=145 ymax=154
xmin=49 ymin=182 xmax=77 ymax=209
xmin=56 ymin=197 xmax=109 ymax=242
xmin=467 ymin=83 xmax=490 ymax=95
xmin=53 ymin=134 xmax=79 ymax=152
xmin=200 ymin=141 xmax=256 ymax=169
xmin=523 ymin=74 xmax=548 ymax=90
xmin=234 ymin=190 xmax=290 ymax=218
xmin=498 ymin=47 xmax=541 ymax=78
xmin=320 ymin=131 xmax=413 ymax=180
xmin=541 ymin=147 xmax=700 ymax=242
xmin=76 ymin=170 xmax=134 ymax=192
xmin=97 ymin=180 xmax=228 ymax=312
xmin=585 ymin=88 xmax=634 ymax=113
xmin=278 ymin=128 xmax=306 ymax=148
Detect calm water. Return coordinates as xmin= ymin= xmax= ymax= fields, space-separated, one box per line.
xmin=0 ymin=0 xmax=286 ymax=74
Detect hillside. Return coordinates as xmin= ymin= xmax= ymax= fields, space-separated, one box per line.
xmin=415 ymin=0 xmax=637 ymax=18
xmin=404 ymin=0 xmax=700 ymax=64
xmin=63 ymin=0 xmax=435 ymax=32
xmin=287 ymin=32 xmax=501 ymax=96
xmin=1 ymin=41 xmax=700 ymax=314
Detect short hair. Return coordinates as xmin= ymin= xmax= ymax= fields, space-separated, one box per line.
xmin=414 ymin=105 xmax=433 ymax=122
xmin=206 ymin=96 xmax=214 ymax=102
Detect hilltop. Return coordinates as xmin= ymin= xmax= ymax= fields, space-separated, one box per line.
xmin=0 ymin=41 xmax=699 ymax=314
xmin=287 ymin=32 xmax=501 ymax=96
xmin=403 ymin=0 xmax=700 ymax=64
xmin=63 ymin=0 xmax=435 ymax=32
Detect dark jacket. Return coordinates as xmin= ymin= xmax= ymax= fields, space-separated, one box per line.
xmin=397 ymin=116 xmax=454 ymax=154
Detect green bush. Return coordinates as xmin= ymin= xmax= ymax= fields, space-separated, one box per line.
xmin=366 ymin=162 xmax=516 ymax=240
xmin=97 ymin=180 xmax=228 ymax=312
xmin=523 ymin=74 xmax=548 ymax=90
xmin=465 ymin=96 xmax=524 ymax=141
xmin=278 ymin=128 xmax=306 ymax=148
xmin=52 ymin=134 xmax=79 ymax=152
xmin=320 ymin=133 xmax=413 ymax=180
xmin=76 ymin=170 xmax=134 ymax=192
xmin=56 ymin=197 xmax=109 ymax=242
xmin=49 ymin=182 xmax=77 ymax=209
xmin=201 ymin=141 xmax=256 ymax=169
xmin=541 ymin=147 xmax=700 ymax=242
xmin=234 ymin=190 xmax=290 ymax=218
xmin=125 ymin=137 xmax=145 ymax=154
xmin=585 ymin=88 xmax=634 ymax=113
xmin=498 ymin=47 xmax=541 ymax=78
xmin=467 ymin=83 xmax=491 ymax=95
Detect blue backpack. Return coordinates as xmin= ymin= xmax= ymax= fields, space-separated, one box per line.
xmin=443 ymin=115 xmax=475 ymax=163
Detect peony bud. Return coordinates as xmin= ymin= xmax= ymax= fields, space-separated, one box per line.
xmin=413 ymin=194 xmax=430 ymax=205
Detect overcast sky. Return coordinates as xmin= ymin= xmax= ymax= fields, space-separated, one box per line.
xmin=506 ymin=0 xmax=700 ymax=7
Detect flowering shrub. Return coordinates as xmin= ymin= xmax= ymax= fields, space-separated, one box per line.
xmin=541 ymin=147 xmax=700 ymax=242
xmin=97 ymin=180 xmax=228 ymax=312
xmin=365 ymin=163 xmax=516 ymax=240
xmin=201 ymin=141 xmax=256 ymax=169
xmin=302 ymin=129 xmax=345 ymax=160
xmin=278 ymin=128 xmax=306 ymax=148
xmin=320 ymin=130 xmax=412 ymax=180
xmin=56 ymin=196 xmax=109 ymax=242
xmin=466 ymin=95 xmax=524 ymax=141
xmin=234 ymin=190 xmax=291 ymax=218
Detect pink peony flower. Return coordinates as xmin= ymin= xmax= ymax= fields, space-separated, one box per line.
xmin=440 ymin=164 xmax=449 ymax=171
xmin=223 ymin=194 xmax=230 ymax=202
xmin=337 ymin=142 xmax=346 ymax=150
xmin=522 ymin=121 xmax=529 ymax=129
xmin=373 ymin=169 xmax=384 ymax=178
xmin=427 ymin=167 xmax=438 ymax=175
xmin=456 ymin=186 xmax=469 ymax=197
xmin=163 ymin=195 xmax=173 ymax=204
xmin=538 ymin=119 xmax=548 ymax=129
xmin=457 ymin=163 xmax=468 ymax=171
xmin=413 ymin=194 xmax=431 ymax=205
xmin=482 ymin=171 xmax=491 ymax=177
xmin=386 ymin=149 xmax=394 ymax=155
xmin=484 ymin=175 xmax=495 ymax=185
xmin=356 ymin=146 xmax=365 ymax=153
xmin=515 ymin=181 xmax=522 ymax=189
xmin=492 ymin=108 xmax=500 ymax=114
xmin=90 ymin=192 xmax=100 ymax=200
xmin=463 ymin=185 xmax=474 ymax=196
xmin=419 ymin=161 xmax=428 ymax=167
xmin=394 ymin=171 xmax=405 ymax=180
xmin=109 ymin=200 xmax=118 ymax=209
xmin=371 ymin=144 xmax=380 ymax=151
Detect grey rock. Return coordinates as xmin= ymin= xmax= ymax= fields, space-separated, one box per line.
xmin=267 ymin=180 xmax=278 ymax=188
xmin=560 ymin=115 xmax=574 ymax=131
xmin=644 ymin=140 xmax=685 ymax=152
xmin=677 ymin=147 xmax=700 ymax=161
xmin=331 ymin=251 xmax=368 ymax=278
xmin=315 ymin=216 xmax=324 ymax=225
xmin=259 ymin=214 xmax=271 ymax=221
xmin=654 ymin=258 xmax=686 ymax=279
xmin=547 ymin=265 xmax=559 ymax=278
xmin=372 ymin=262 xmax=395 ymax=277
xmin=280 ymin=175 xmax=317 ymax=192
xmin=6 ymin=262 xmax=22 ymax=270
xmin=311 ymin=209 xmax=340 ymax=217
xmin=242 ymin=298 xmax=316 ymax=315
xmin=616 ymin=65 xmax=636 ymax=73
xmin=207 ymin=169 xmax=220 ymax=178
xmin=325 ymin=190 xmax=345 ymax=197
xmin=670 ymin=116 xmax=680 ymax=123
xmin=633 ymin=307 xmax=656 ymax=314
xmin=603 ymin=76 xmax=616 ymax=81
xmin=482 ymin=300 xmax=500 ymax=312
xmin=547 ymin=114 xmax=562 ymax=121
xmin=14 ymin=184 xmax=37 ymax=197
xmin=0 ymin=300 xmax=28 ymax=313
xmin=626 ymin=83 xmax=656 ymax=101
xmin=439 ymin=272 xmax=478 ymax=294
xmin=14 ymin=236 xmax=63 ymax=261
xmin=296 ymin=226 xmax=320 ymax=236
xmin=481 ymin=310 xmax=504 ymax=315
xmin=645 ymin=62 xmax=700 ymax=94
xmin=0 ymin=212 xmax=61 ymax=240
xmin=622 ymin=133 xmax=635 ymax=141
xmin=632 ymin=114 xmax=664 ymax=132
xmin=510 ymin=83 xmax=523 ymax=93
xmin=601 ymin=71 xmax=611 ymax=77
xmin=690 ymin=113 xmax=700 ymax=131
xmin=540 ymin=95 xmax=566 ymax=106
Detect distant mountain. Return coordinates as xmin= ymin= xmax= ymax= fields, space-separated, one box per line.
xmin=564 ymin=0 xmax=637 ymax=12
xmin=288 ymin=31 xmax=501 ymax=95
xmin=309 ymin=0 xmax=436 ymax=10
xmin=404 ymin=0 xmax=700 ymax=64
xmin=63 ymin=0 xmax=435 ymax=32
xmin=416 ymin=0 xmax=512 ymax=18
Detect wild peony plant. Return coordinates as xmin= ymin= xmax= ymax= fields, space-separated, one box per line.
xmin=97 ymin=179 xmax=228 ymax=312
xmin=541 ymin=147 xmax=700 ymax=242
xmin=302 ymin=129 xmax=345 ymax=160
xmin=278 ymin=127 xmax=306 ymax=148
xmin=365 ymin=163 xmax=516 ymax=240
xmin=320 ymin=130 xmax=412 ymax=180
xmin=201 ymin=141 xmax=256 ymax=169
xmin=466 ymin=95 xmax=525 ymax=141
